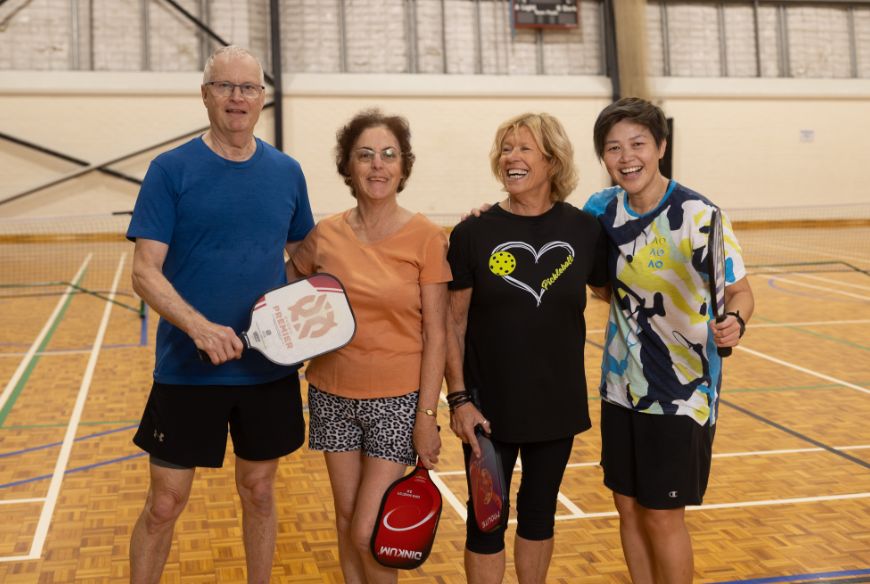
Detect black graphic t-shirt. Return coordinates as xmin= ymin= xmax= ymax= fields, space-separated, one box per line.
xmin=448 ymin=202 xmax=608 ymax=442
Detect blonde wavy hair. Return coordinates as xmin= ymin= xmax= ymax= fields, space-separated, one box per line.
xmin=489 ymin=113 xmax=579 ymax=203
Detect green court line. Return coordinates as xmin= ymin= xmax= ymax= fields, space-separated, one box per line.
xmin=753 ymin=315 xmax=870 ymax=351
xmin=1 ymin=419 xmax=139 ymax=430
xmin=0 ymin=281 xmax=81 ymax=429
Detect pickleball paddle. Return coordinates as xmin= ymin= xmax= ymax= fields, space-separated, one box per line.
xmin=198 ymin=273 xmax=356 ymax=366
xmin=469 ymin=425 xmax=507 ymax=533
xmin=707 ymin=209 xmax=732 ymax=358
xmin=371 ymin=459 xmax=442 ymax=570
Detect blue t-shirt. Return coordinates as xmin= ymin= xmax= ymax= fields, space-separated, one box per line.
xmin=583 ymin=181 xmax=746 ymax=426
xmin=127 ymin=136 xmax=315 ymax=385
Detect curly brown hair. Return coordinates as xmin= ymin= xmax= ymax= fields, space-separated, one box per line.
xmin=335 ymin=109 xmax=416 ymax=197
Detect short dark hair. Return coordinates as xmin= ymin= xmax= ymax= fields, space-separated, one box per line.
xmin=335 ymin=109 xmax=416 ymax=197
xmin=593 ymin=97 xmax=668 ymax=160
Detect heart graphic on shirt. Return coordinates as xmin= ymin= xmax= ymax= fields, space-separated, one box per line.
xmin=488 ymin=241 xmax=575 ymax=306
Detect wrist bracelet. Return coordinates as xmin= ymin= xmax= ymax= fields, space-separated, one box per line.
xmin=725 ymin=310 xmax=746 ymax=338
xmin=446 ymin=390 xmax=472 ymax=412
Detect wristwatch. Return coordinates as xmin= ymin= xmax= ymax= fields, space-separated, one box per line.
xmin=725 ymin=310 xmax=746 ymax=338
xmin=417 ymin=408 xmax=437 ymax=417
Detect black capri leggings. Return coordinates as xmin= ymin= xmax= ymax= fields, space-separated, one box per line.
xmin=463 ymin=435 xmax=574 ymax=554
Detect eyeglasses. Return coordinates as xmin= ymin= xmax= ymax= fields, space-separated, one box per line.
xmin=354 ymin=147 xmax=401 ymax=164
xmin=204 ymin=81 xmax=265 ymax=99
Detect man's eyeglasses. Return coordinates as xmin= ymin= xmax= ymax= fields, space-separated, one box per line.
xmin=204 ymin=81 xmax=265 ymax=99
xmin=354 ymin=147 xmax=401 ymax=164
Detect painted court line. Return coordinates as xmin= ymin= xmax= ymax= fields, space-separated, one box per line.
xmin=747 ymin=319 xmax=870 ymax=328
xmin=590 ymin=319 xmax=870 ymax=337
xmin=0 ymin=424 xmax=138 ymax=458
xmin=0 ymin=451 xmax=146 ymax=491
xmin=557 ymin=492 xmax=586 ymax=516
xmin=11 ymin=255 xmax=126 ymax=562
xmin=0 ymin=256 xmax=91 ymax=417
xmin=0 ymin=497 xmax=45 ymax=506
xmin=713 ymin=567 xmax=870 ymax=584
xmin=721 ymin=399 xmax=870 ymax=471
xmin=790 ymin=272 xmax=870 ymax=291
xmin=435 ymin=439 xmax=870 ymax=477
xmin=771 ymin=276 xmax=869 ymax=301
xmin=0 ymin=344 xmax=143 ymax=359
xmin=546 ymin=492 xmax=870 ymax=522
xmin=736 ymin=345 xmax=870 ymax=395
xmin=429 ymin=470 xmax=468 ymax=521
xmin=762 ymin=241 xmax=870 ymax=265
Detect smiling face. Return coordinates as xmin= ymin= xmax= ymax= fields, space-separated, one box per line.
xmin=601 ymin=120 xmax=667 ymax=200
xmin=201 ymin=53 xmax=265 ymax=139
xmin=498 ymin=126 xmax=553 ymax=202
xmin=349 ymin=126 xmax=404 ymax=201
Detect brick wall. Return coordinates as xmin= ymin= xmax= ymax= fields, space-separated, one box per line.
xmin=0 ymin=0 xmax=866 ymax=77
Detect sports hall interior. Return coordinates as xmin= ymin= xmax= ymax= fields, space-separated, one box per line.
xmin=0 ymin=0 xmax=868 ymax=582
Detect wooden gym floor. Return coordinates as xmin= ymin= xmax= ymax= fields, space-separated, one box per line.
xmin=0 ymin=229 xmax=868 ymax=583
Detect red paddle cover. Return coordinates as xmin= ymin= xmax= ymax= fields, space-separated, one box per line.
xmin=371 ymin=461 xmax=442 ymax=569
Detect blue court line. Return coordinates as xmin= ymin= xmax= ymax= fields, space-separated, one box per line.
xmin=713 ymin=568 xmax=870 ymax=583
xmin=0 ymin=451 xmax=147 ymax=490
xmin=0 ymin=424 xmax=137 ymax=458
xmin=720 ymin=399 xmax=870 ymax=470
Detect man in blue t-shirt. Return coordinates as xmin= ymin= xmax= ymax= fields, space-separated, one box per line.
xmin=126 ymin=46 xmax=314 ymax=584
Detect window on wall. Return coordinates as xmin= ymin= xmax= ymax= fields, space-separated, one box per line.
xmin=0 ymin=0 xmax=867 ymax=78
xmin=648 ymin=0 xmax=869 ymax=79
xmin=276 ymin=0 xmax=605 ymax=75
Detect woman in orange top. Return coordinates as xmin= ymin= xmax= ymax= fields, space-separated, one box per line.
xmin=290 ymin=109 xmax=451 ymax=584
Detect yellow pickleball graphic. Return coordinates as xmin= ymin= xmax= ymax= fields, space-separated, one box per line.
xmin=489 ymin=251 xmax=517 ymax=276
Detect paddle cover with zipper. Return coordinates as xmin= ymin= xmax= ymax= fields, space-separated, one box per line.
xmin=371 ymin=460 xmax=442 ymax=569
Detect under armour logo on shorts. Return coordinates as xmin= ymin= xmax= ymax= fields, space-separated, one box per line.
xmin=668 ymin=490 xmax=678 ymax=498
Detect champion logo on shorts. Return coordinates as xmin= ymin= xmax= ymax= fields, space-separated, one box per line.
xmin=153 ymin=430 xmax=165 ymax=443
xmin=668 ymin=490 xmax=678 ymax=498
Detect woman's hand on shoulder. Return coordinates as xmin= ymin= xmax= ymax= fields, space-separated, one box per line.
xmin=460 ymin=202 xmax=493 ymax=221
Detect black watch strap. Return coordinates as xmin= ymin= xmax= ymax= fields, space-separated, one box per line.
xmin=725 ymin=310 xmax=746 ymax=338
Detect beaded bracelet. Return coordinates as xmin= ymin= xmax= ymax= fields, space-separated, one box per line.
xmin=446 ymin=390 xmax=473 ymax=412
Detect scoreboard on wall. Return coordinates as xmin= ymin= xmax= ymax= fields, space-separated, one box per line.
xmin=512 ymin=0 xmax=579 ymax=29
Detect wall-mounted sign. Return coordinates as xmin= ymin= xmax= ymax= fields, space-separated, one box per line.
xmin=512 ymin=0 xmax=579 ymax=29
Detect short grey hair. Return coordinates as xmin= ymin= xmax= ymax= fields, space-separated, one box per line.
xmin=202 ymin=45 xmax=265 ymax=85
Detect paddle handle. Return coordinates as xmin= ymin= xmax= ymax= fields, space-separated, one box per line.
xmin=196 ymin=333 xmax=249 ymax=363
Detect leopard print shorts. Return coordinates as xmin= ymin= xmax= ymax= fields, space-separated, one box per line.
xmin=307 ymin=385 xmax=418 ymax=466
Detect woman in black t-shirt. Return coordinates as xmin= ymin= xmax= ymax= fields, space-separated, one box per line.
xmin=445 ymin=112 xmax=608 ymax=584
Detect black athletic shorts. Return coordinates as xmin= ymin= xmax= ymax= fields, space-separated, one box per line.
xmin=600 ymin=400 xmax=715 ymax=509
xmin=133 ymin=374 xmax=305 ymax=468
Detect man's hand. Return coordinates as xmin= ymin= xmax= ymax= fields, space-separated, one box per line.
xmin=193 ymin=321 xmax=244 ymax=365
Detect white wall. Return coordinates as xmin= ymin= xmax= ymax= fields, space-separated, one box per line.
xmin=2 ymin=72 xmax=869 ymax=220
